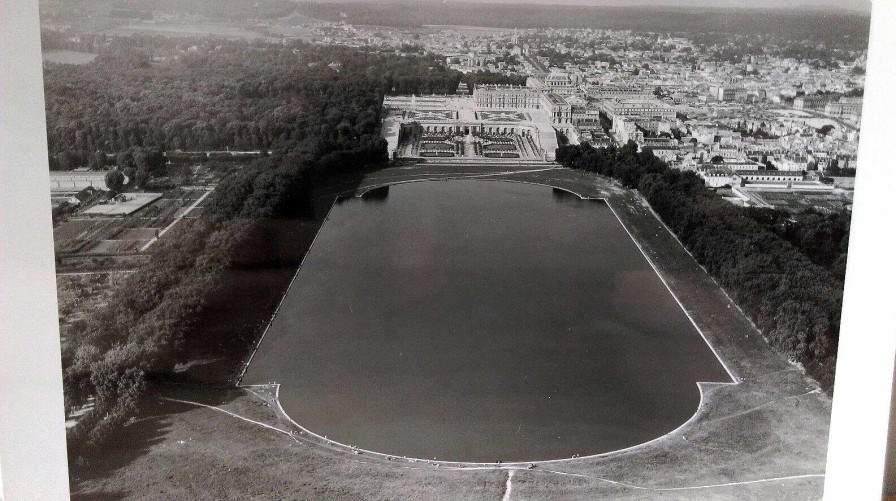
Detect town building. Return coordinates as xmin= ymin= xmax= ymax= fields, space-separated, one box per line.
xmin=733 ymin=170 xmax=804 ymax=183
xmin=599 ymin=99 xmax=676 ymax=121
xmin=540 ymin=93 xmax=572 ymax=124
xmin=710 ymin=85 xmax=746 ymax=102
xmin=541 ymin=70 xmax=578 ymax=95
xmin=794 ymin=94 xmax=840 ymax=111
xmin=824 ymin=97 xmax=863 ymax=119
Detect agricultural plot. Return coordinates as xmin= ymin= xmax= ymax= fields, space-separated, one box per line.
xmin=53 ymin=188 xmax=211 ymax=269
xmin=752 ymin=190 xmax=853 ymax=213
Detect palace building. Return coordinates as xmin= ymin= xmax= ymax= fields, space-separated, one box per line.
xmin=473 ymin=85 xmax=541 ymax=109
xmin=382 ymin=93 xmax=559 ymax=161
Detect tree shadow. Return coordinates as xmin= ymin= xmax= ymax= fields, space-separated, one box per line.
xmin=68 ymin=165 xmax=388 ymax=496
xmin=69 ymin=386 xmax=241 ymax=496
xmin=71 ymin=492 xmax=129 ymax=501
xmin=71 ymin=491 xmax=128 ymax=501
xmin=169 ymin=166 xmax=382 ymax=385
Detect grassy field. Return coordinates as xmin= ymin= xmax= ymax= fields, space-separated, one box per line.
xmin=72 ymin=386 xmax=505 ymax=500
xmin=69 ymin=164 xmax=832 ymax=500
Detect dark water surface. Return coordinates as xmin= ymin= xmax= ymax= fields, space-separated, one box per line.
xmin=243 ymin=180 xmax=731 ymax=462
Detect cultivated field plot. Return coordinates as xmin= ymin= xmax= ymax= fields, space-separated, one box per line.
xmin=752 ymin=190 xmax=852 ymax=213
xmin=54 ymin=188 xmax=209 ymax=257
xmin=244 ymin=180 xmax=730 ymax=462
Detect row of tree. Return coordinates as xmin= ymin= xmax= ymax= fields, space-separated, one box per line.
xmin=556 ymin=142 xmax=843 ymax=391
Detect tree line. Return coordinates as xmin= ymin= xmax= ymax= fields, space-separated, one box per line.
xmin=557 ymin=142 xmax=843 ymax=391
xmin=42 ymin=35 xmax=526 ymax=175
xmin=743 ymin=207 xmax=851 ymax=283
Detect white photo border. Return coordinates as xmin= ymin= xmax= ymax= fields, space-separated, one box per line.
xmin=1 ymin=1 xmax=893 ymax=499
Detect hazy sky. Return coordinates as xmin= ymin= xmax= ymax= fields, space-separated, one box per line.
xmin=421 ymin=0 xmax=872 ymax=14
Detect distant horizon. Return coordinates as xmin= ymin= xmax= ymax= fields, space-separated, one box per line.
xmin=305 ymin=0 xmax=872 ymax=15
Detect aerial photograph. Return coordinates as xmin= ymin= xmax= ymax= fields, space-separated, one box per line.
xmin=39 ymin=0 xmax=870 ymax=498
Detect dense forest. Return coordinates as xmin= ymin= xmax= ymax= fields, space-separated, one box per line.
xmin=557 ymin=142 xmax=843 ymax=391
xmin=744 ymin=207 xmax=851 ymax=282
xmin=56 ymin=36 xmax=497 ymax=463
xmin=296 ymin=2 xmax=870 ymax=48
xmin=40 ymin=0 xmax=300 ymax=23
xmin=42 ymin=36 xmax=493 ymax=174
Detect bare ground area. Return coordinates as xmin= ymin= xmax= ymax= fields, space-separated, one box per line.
xmin=71 ymin=163 xmax=831 ymax=500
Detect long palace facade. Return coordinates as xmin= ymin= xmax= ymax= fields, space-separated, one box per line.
xmin=381 ymin=93 xmax=560 ymax=161
xmin=473 ymin=85 xmax=541 ymax=109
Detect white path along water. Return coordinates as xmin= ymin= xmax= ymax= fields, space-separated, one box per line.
xmin=501 ymin=469 xmax=515 ymax=501
xmin=161 ymin=395 xmax=825 ymax=494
